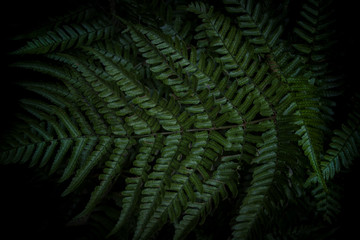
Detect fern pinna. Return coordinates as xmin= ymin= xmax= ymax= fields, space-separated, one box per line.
xmin=1 ymin=0 xmax=358 ymax=239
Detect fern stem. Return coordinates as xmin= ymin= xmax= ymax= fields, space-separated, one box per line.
xmin=133 ymin=115 xmax=276 ymax=138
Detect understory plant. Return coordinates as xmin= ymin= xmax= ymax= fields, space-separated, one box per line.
xmin=1 ymin=0 xmax=359 ymax=239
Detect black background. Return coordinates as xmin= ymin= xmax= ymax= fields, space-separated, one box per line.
xmin=0 ymin=0 xmax=358 ymax=239
xmin=0 ymin=1 xmax=88 ymax=239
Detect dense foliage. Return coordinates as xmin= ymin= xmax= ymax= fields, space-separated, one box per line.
xmin=1 ymin=0 xmax=359 ymax=239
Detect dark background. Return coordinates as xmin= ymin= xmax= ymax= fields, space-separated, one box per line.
xmin=0 ymin=1 xmax=90 ymax=239
xmin=0 ymin=0 xmax=358 ymax=239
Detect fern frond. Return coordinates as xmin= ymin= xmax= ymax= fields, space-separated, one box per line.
xmin=312 ymin=184 xmax=341 ymax=224
xmin=2 ymin=1 xmax=352 ymax=239
xmin=48 ymin=52 xmax=159 ymax=137
xmin=232 ymin=123 xmax=280 ymax=240
xmin=285 ymin=75 xmax=327 ymax=191
xmin=189 ymin=2 xmax=295 ymax=120
xmin=128 ymin=22 xmax=230 ymax=132
xmin=19 ymin=102 xmax=69 ymax=142
xmin=72 ymin=137 xmax=132 ymax=221
xmin=174 ymin=160 xmax=239 ymax=240
xmin=107 ymin=135 xmax=162 ymax=237
xmin=58 ymin=137 xmax=89 ymax=182
xmin=129 ymin=22 xmax=213 ymax=93
xmin=307 ymin=111 xmax=360 ymax=185
xmin=292 ymin=0 xmax=336 ymax=58
xmin=137 ymin=131 xmax=212 ymax=240
xmin=85 ymin=47 xmax=183 ymax=132
xmin=222 ymin=0 xmax=283 ymax=53
xmin=132 ymin=133 xmax=186 ymax=240
xmin=292 ymin=0 xmax=341 ymax=123
xmin=13 ymin=18 xmax=114 ymax=55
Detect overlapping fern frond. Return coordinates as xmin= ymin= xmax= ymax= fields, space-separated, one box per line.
xmin=1 ymin=0 xmax=357 ymax=239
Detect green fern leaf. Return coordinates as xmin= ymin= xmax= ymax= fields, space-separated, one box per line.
xmin=232 ymin=126 xmax=279 ymax=239
xmin=59 ymin=137 xmax=89 ymax=182
xmin=138 ymin=131 xmax=212 ymax=240
xmin=133 ymin=133 xmax=186 ymax=240
xmin=13 ymin=18 xmax=114 ymax=55
xmin=62 ymin=136 xmax=113 ymax=197
xmin=222 ymin=0 xmax=283 ymax=53
xmin=307 ymin=111 xmax=360 ymax=185
xmin=108 ymin=135 xmax=163 ymax=237
xmin=72 ymin=138 xmax=132 ymax=221
xmin=1 ymin=1 xmax=353 ymax=239
xmin=312 ymin=184 xmax=341 ymax=224
xmin=174 ymin=160 xmax=238 ymax=240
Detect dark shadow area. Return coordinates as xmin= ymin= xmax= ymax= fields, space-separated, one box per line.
xmin=0 ymin=165 xmax=69 ymax=239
